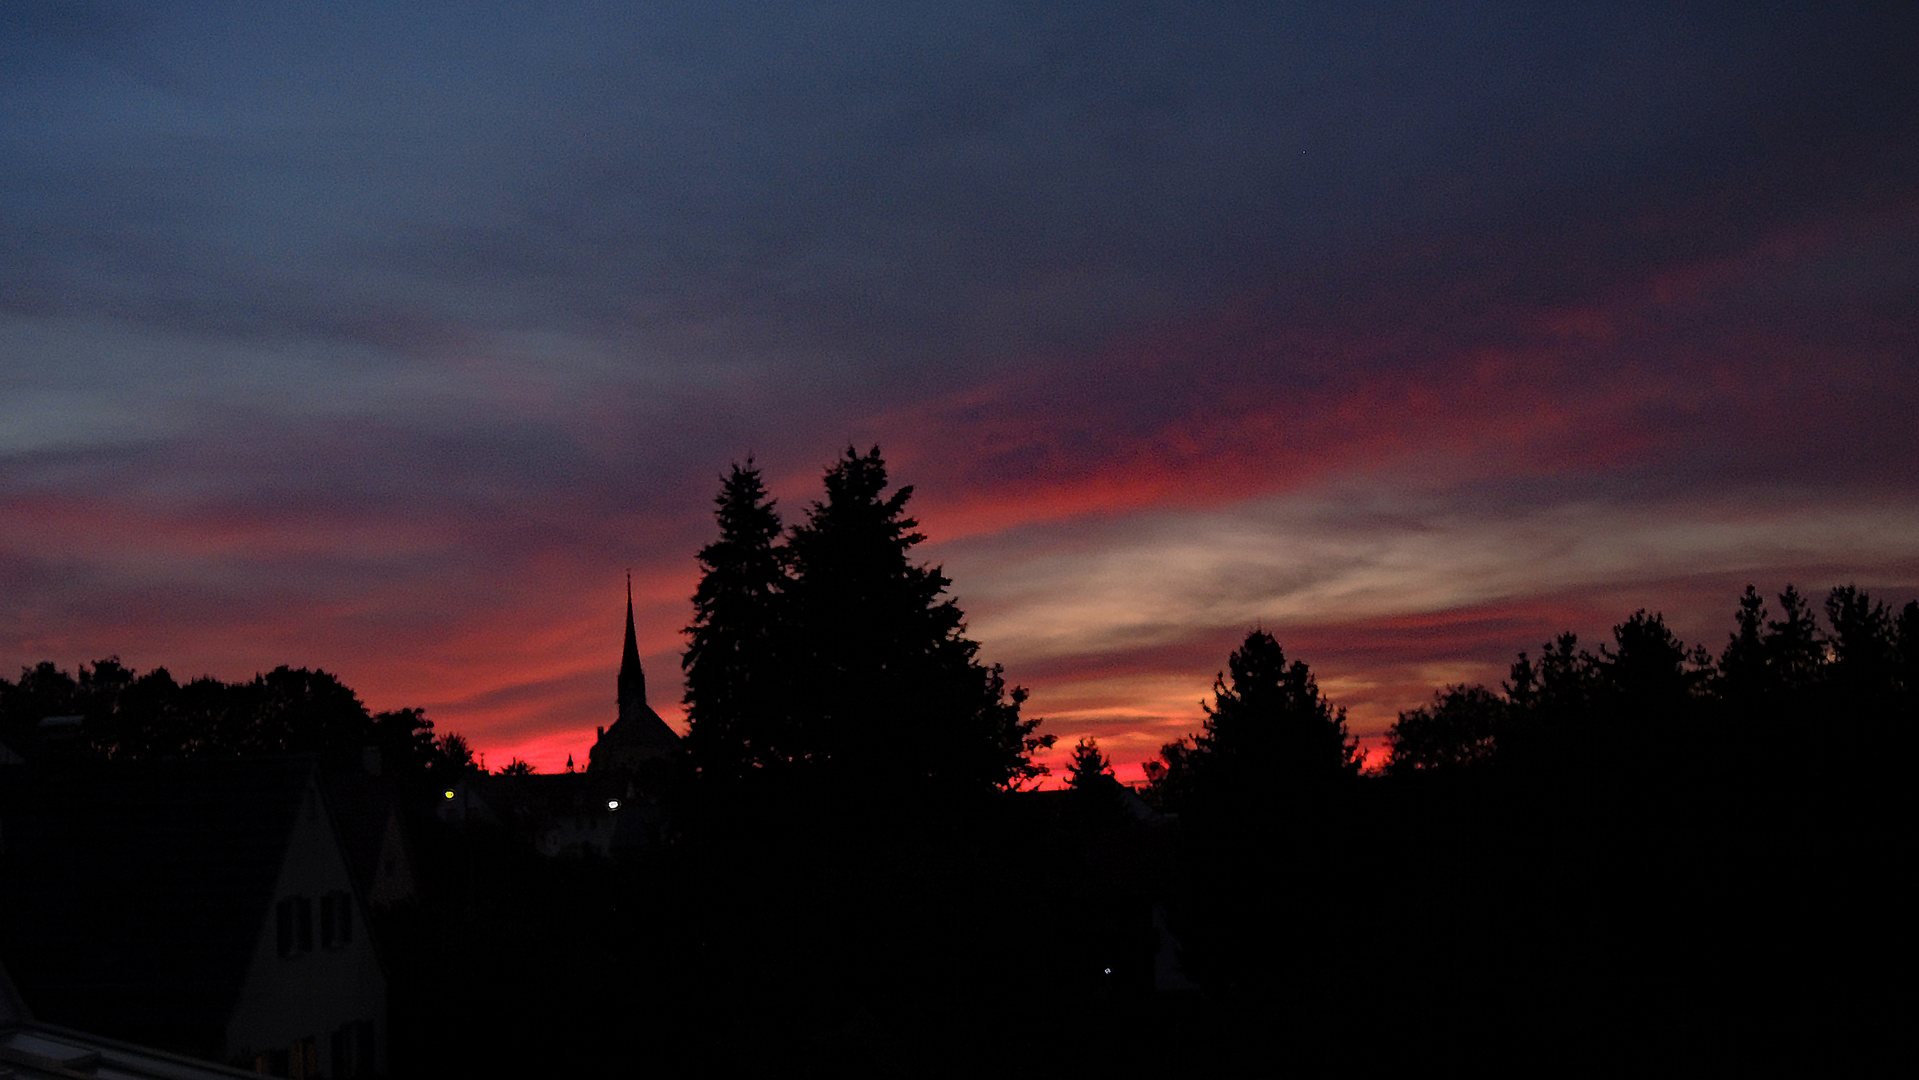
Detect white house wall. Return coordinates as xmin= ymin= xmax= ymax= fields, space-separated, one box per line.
xmin=224 ymin=777 xmax=386 ymax=1075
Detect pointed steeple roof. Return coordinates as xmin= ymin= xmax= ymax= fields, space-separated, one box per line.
xmin=618 ymin=572 xmax=645 ymax=708
xmin=590 ymin=573 xmax=680 ymax=774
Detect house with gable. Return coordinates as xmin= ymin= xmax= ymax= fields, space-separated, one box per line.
xmin=0 ymin=757 xmax=386 ymax=1076
xmin=323 ymin=758 xmax=421 ymax=911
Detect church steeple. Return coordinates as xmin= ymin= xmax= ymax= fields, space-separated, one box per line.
xmin=590 ymin=573 xmax=680 ymax=774
xmin=618 ymin=572 xmax=645 ymax=717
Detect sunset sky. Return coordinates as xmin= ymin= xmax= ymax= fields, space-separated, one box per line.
xmin=5 ymin=3 xmax=1917 ymax=780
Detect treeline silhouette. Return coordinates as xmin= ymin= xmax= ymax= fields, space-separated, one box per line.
xmin=1345 ymin=584 xmax=1907 ymax=1065
xmin=4 ymin=445 xmax=1903 ymax=1069
xmin=1383 ymin=584 xmax=1919 ymax=779
xmin=0 ymin=660 xmax=476 ymax=790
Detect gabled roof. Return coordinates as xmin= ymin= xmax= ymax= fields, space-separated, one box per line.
xmin=588 ymin=705 xmax=681 ymax=767
xmin=320 ymin=771 xmax=416 ymax=907
xmin=0 ymin=758 xmax=322 ymax=1053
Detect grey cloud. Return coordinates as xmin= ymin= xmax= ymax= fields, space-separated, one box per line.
xmin=5 ymin=2 xmax=1917 ymax=755
xmin=14 ymin=2 xmax=1909 ymax=383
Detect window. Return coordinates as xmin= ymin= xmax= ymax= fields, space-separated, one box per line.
xmin=320 ymin=891 xmax=354 ymax=949
xmin=277 ymin=896 xmax=317 ymax=958
xmin=295 ymin=897 xmax=313 ymax=953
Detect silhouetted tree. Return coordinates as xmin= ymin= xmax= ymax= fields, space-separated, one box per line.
xmin=497 ymin=758 xmax=535 ymax=777
xmin=434 ymin=732 xmax=477 ymax=774
xmin=1825 ymin=586 xmax=1895 ymax=692
xmin=1065 ymin=736 xmax=1118 ymax=793
xmin=1499 ymin=631 xmax=1603 ymax=768
xmin=2 ymin=661 xmax=78 ymax=723
xmin=1385 ymin=684 xmax=1504 ymax=775
xmin=782 ymin=446 xmax=1050 ymax=798
xmin=682 ymin=459 xmax=790 ymax=785
xmin=1815 ymin=585 xmax=1919 ymax=756
xmin=1506 ymin=632 xmax=1601 ymax=719
xmin=1599 ymin=610 xmax=1710 ymax=721
xmin=1897 ymin=600 xmax=1919 ymax=711
xmin=1142 ymin=737 xmax=1199 ymax=807
xmin=244 ymin=665 xmax=376 ymax=759
xmin=1718 ymin=585 xmax=1772 ymax=708
xmin=1145 ymin=629 xmax=1358 ymax=814
xmin=1710 ymin=584 xmax=1838 ymax=736
xmin=1766 ymin=584 xmax=1827 ymax=696
xmin=1137 ymin=630 xmax=1357 ymax=1004
xmin=368 ymin=706 xmax=437 ymax=773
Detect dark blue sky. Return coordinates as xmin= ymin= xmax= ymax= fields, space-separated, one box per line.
xmin=5 ymin=2 xmax=1917 ymax=775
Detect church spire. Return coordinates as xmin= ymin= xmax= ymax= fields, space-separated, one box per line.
xmin=591 ymin=571 xmax=680 ymax=774
xmin=619 ymin=572 xmax=645 ymax=716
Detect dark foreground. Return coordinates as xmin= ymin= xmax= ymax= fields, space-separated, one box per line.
xmin=384 ymin=758 xmax=1884 ymax=1076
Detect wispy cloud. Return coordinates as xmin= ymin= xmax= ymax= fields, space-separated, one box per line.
xmin=954 ymin=490 xmax=1919 ymax=660
xmin=3 ymin=3 xmax=1916 ymax=773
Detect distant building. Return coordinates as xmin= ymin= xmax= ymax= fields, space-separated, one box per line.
xmin=435 ymin=579 xmax=680 ymax=856
xmin=587 ymin=575 xmax=680 ymax=775
xmin=0 ymin=758 xmax=386 ymax=1076
xmin=436 ymin=769 xmax=645 ymax=857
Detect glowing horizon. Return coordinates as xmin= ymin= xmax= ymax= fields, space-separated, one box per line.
xmin=4 ymin=5 xmax=1916 ymax=781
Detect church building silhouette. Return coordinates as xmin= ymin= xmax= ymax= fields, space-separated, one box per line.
xmin=587 ymin=576 xmax=680 ymax=773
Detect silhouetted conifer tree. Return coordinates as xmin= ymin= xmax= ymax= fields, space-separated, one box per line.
xmin=1138 ymin=631 xmax=1357 ymax=1003
xmin=1065 ymin=736 xmax=1118 ymax=793
xmin=1709 ymin=584 xmax=1835 ymax=739
xmin=1825 ymin=586 xmax=1895 ymax=695
xmin=1500 ymin=631 xmax=1602 ymax=767
xmin=1599 ymin=610 xmax=1710 ymax=729
xmin=1506 ymin=632 xmax=1601 ymax=718
xmin=783 ymin=446 xmax=1050 ymax=798
xmin=1815 ymin=585 xmax=1919 ymax=758
xmin=1145 ymin=629 xmax=1357 ymax=813
xmin=1718 ymin=585 xmax=1773 ymax=708
xmin=1766 ymin=584 xmax=1827 ymax=696
xmin=682 ymin=458 xmax=790 ymax=784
